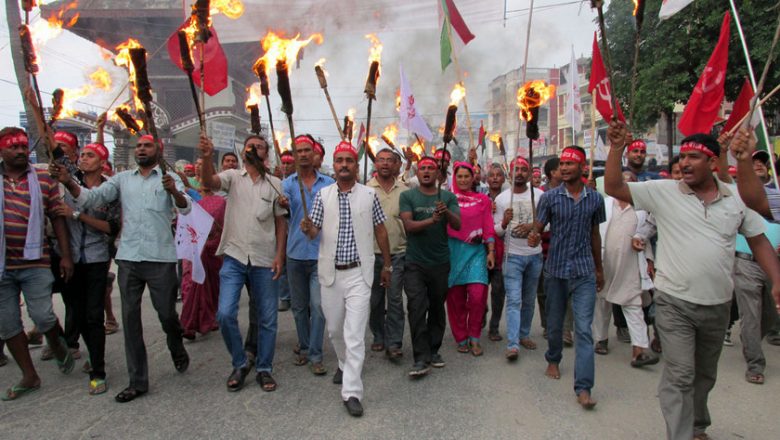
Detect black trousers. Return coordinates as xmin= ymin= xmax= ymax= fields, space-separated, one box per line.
xmin=404 ymin=262 xmax=449 ymax=364
xmin=117 ymin=260 xmax=185 ymax=391
xmin=487 ymin=268 xmax=505 ymax=334
xmin=61 ymin=261 xmax=110 ymax=380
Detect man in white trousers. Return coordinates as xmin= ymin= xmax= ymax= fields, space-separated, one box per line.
xmin=301 ymin=141 xmax=392 ymax=417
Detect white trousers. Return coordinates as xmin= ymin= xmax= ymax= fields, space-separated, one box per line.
xmin=592 ymin=297 xmax=649 ymax=348
xmin=321 ymin=266 xmax=371 ymax=401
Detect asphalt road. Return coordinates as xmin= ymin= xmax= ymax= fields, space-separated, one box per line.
xmin=1 ymin=281 xmax=778 ymax=440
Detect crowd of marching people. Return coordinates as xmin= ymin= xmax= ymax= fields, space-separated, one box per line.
xmin=1 ymin=114 xmax=779 ymax=439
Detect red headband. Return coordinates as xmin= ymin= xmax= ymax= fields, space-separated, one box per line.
xmin=295 ymin=135 xmax=315 ymax=148
xmin=434 ymin=149 xmax=451 ymax=160
xmin=513 ymin=157 xmax=530 ymax=169
xmin=532 ymin=167 xmax=541 ymax=176
xmin=138 ymin=135 xmax=163 ymax=151
xmin=418 ymin=157 xmax=438 ymax=168
xmin=281 ymin=154 xmax=295 ymax=164
xmin=54 ymin=131 xmax=78 ymax=148
xmin=627 ymin=140 xmax=646 ymax=152
xmin=560 ymin=147 xmax=586 ymax=164
xmin=333 ymin=141 xmax=358 ymax=160
xmin=83 ymin=143 xmax=109 ymax=161
xmin=184 ymin=164 xmax=195 ymax=171
xmin=0 ymin=133 xmax=29 ymax=149
xmin=680 ymin=141 xmax=716 ymax=158
xmin=313 ymin=142 xmax=324 ymax=157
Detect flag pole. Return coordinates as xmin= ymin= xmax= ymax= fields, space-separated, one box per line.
xmin=628 ymin=0 xmax=646 ymax=128
xmin=509 ymin=0 xmax=534 ymax=215
xmin=589 ymin=91 xmax=596 ymax=181
xmin=445 ymin=15 xmax=475 ymax=151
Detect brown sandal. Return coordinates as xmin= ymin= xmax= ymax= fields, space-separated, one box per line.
xmin=745 ymin=372 xmax=765 ymax=385
xmin=470 ymin=341 xmax=483 ymax=357
xmin=257 ymin=371 xmax=277 ymax=392
xmin=519 ymin=338 xmax=537 ymax=350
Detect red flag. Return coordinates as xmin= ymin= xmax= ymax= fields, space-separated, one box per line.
xmin=587 ymin=32 xmax=625 ymax=123
xmin=478 ymin=121 xmax=486 ymax=147
xmin=167 ymin=20 xmax=228 ymax=96
xmin=678 ymin=12 xmax=731 ymax=136
xmin=723 ymin=78 xmax=753 ymax=132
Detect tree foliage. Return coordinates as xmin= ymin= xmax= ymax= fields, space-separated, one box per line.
xmin=602 ymin=0 xmax=779 ymax=132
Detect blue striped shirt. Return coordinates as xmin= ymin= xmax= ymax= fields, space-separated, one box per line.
xmin=536 ymin=185 xmax=606 ymax=279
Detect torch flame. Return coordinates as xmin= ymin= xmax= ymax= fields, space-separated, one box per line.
xmin=632 ymin=0 xmax=639 ymax=16
xmin=57 ymin=67 xmax=113 ymax=118
xmin=210 ymin=0 xmax=245 ymax=19
xmin=381 ymin=124 xmax=398 ymax=145
xmin=365 ymin=33 xmax=383 ymax=64
xmin=488 ymin=133 xmax=502 ymax=144
xmin=275 ymin=131 xmax=291 ymax=152
xmin=245 ymin=83 xmax=263 ymax=108
xmin=89 ymin=68 xmax=112 ymax=91
xmin=409 ymin=139 xmax=426 ymax=161
xmin=367 ymin=135 xmax=380 ymax=157
xmin=109 ymin=104 xmax=145 ymax=132
xmin=113 ymin=38 xmax=144 ymax=112
xmin=347 ymin=108 xmax=356 ymax=120
xmin=395 ymin=88 xmax=401 ymax=112
xmin=516 ymin=80 xmax=556 ymax=122
xmin=449 ymin=83 xmax=466 ymax=107
xmin=255 ymin=31 xmax=324 ymax=76
xmin=30 ymin=0 xmax=80 ymax=46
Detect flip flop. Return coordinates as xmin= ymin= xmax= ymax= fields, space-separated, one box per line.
xmin=2 ymin=384 xmax=41 ymax=401
xmin=745 ymin=372 xmax=765 ymax=385
xmin=89 ymin=379 xmax=108 ymax=395
xmin=56 ymin=337 xmax=75 ymax=374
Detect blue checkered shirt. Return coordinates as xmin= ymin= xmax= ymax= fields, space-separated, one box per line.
xmin=536 ymin=185 xmax=606 ymax=279
xmin=310 ymin=187 xmax=386 ymax=265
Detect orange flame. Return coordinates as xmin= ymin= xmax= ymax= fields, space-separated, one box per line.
xmin=108 ymin=104 xmax=145 ymax=132
xmin=347 ymin=108 xmax=356 ymax=120
xmin=409 ymin=139 xmax=426 ymax=161
xmin=516 ymin=80 xmax=555 ymax=122
xmin=381 ymin=124 xmax=398 ymax=144
xmin=488 ymin=133 xmax=502 ymax=144
xmin=275 ymin=131 xmax=291 ymax=152
xmin=395 ymin=88 xmax=401 ymax=112
xmin=30 ymin=0 xmax=80 ymax=46
xmin=632 ymin=0 xmax=639 ymax=16
xmin=210 ymin=0 xmax=245 ymax=19
xmin=57 ymin=67 xmax=113 ymax=118
xmin=245 ymin=83 xmax=262 ymax=108
xmin=450 ymin=83 xmax=466 ymax=106
xmin=367 ymin=135 xmax=380 ymax=156
xmin=365 ymin=34 xmax=383 ymax=64
xmin=255 ymin=31 xmax=324 ymax=76
xmin=113 ymin=38 xmax=144 ymax=112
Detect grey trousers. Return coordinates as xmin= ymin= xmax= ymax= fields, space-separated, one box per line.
xmin=369 ymin=253 xmax=406 ymax=349
xmin=733 ymin=257 xmax=778 ymax=375
xmin=655 ymin=291 xmax=730 ymax=440
xmin=117 ymin=260 xmax=186 ymax=392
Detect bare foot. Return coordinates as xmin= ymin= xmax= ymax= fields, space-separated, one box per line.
xmin=545 ymin=363 xmax=560 ymax=380
xmin=577 ymin=391 xmax=597 ymax=410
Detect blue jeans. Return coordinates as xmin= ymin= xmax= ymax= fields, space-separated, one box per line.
xmin=0 ymin=267 xmax=56 ymax=340
xmin=287 ymin=258 xmax=325 ymax=363
xmin=503 ymin=253 xmax=543 ymax=350
xmin=217 ymin=256 xmax=278 ymax=372
xmin=544 ymin=273 xmax=596 ymax=395
xmin=277 ymin=265 xmax=290 ymax=302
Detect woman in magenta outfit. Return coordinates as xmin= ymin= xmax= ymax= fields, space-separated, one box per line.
xmin=180 ymin=186 xmax=226 ymax=339
xmin=446 ymin=162 xmax=496 ymax=356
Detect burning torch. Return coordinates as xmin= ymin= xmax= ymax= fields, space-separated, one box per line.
xmin=19 ymin=23 xmax=54 ymax=161
xmin=363 ymin=34 xmax=382 ymax=183
xmin=517 ymin=80 xmax=555 ymax=217
xmin=251 ymin=59 xmax=284 ymax=168
xmin=438 ymin=84 xmax=464 ymax=199
xmin=314 ymin=59 xmax=344 ymax=140
xmin=128 ymin=46 xmax=167 ymax=174
xmin=629 ymin=0 xmax=646 ymax=126
xmin=343 ymin=112 xmax=354 ymax=143
xmin=177 ymin=30 xmax=205 ymax=131
xmin=114 ymin=106 xmax=143 ymax=134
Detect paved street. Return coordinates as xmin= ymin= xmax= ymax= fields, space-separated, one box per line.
xmin=1 ymin=281 xmax=778 ymax=440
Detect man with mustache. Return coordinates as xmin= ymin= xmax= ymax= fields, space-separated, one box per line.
xmin=52 ymin=134 xmax=191 ymax=403
xmin=301 ymin=141 xmax=392 ymax=417
xmin=200 ymin=134 xmax=286 ymax=393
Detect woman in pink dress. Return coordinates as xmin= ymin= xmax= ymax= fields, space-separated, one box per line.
xmin=180 ymin=186 xmax=226 ymax=339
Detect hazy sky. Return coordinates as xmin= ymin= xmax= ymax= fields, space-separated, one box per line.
xmin=0 ymin=0 xmax=607 ymax=151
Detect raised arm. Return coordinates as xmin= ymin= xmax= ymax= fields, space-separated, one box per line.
xmin=731 ymin=127 xmax=771 ymax=219
xmin=604 ymin=120 xmax=634 ymax=205
xmin=198 ymin=134 xmax=223 ymax=191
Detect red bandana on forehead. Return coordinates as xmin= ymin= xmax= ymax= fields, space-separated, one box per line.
xmin=513 ymin=157 xmax=529 ymax=169
xmin=0 ymin=133 xmax=29 ymax=149
xmin=281 ymin=154 xmax=295 ymax=164
xmin=560 ymin=147 xmax=585 ymax=164
xmin=680 ymin=141 xmax=716 ymax=158
xmin=54 ymin=131 xmax=78 ymax=148
xmin=83 ymin=143 xmax=109 ymax=160
xmin=418 ymin=157 xmax=437 ymax=168
xmin=627 ymin=140 xmax=646 ymax=152
xmin=294 ymin=135 xmax=315 ymax=148
xmin=434 ymin=149 xmax=451 ymax=161
xmin=138 ymin=135 xmax=163 ymax=151
xmin=333 ymin=141 xmax=358 ymax=160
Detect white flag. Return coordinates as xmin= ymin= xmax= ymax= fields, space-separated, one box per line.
xmin=659 ymin=0 xmax=695 ymax=20
xmin=399 ymin=65 xmax=434 ymax=141
xmin=175 ymin=202 xmax=214 ymax=284
xmin=594 ymin=133 xmax=608 ymax=162
xmin=566 ymin=46 xmax=583 ymax=133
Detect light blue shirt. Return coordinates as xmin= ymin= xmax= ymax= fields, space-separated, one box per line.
xmin=75 ymin=166 xmax=191 ymax=263
xmin=283 ymin=171 xmax=334 ymax=260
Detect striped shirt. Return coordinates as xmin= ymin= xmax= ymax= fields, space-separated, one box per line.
xmin=2 ymin=165 xmax=61 ymax=270
xmin=536 ymin=184 xmax=606 ymax=279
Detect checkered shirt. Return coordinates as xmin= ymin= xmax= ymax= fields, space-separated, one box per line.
xmin=310 ymin=187 xmax=386 ymax=265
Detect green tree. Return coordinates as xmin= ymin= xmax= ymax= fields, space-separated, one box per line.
xmin=602 ymin=0 xmax=779 ymax=133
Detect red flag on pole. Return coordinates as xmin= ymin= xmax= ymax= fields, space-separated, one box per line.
xmin=167 ymin=20 xmax=229 ymax=96
xmin=678 ymin=12 xmax=731 ymax=136
xmin=587 ymin=32 xmax=625 ymax=123
xmin=723 ymin=78 xmax=753 ymax=133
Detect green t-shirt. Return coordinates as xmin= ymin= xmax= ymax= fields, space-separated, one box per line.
xmin=399 ymin=188 xmax=460 ymax=266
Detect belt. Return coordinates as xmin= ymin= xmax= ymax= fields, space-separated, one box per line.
xmin=335 ymin=261 xmax=361 ymax=270
xmin=735 ymin=251 xmax=755 ymax=262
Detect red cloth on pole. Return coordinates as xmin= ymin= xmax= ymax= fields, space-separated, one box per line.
xmin=678 ymin=12 xmax=731 ymax=136
xmin=723 ymin=77 xmax=754 ymax=132
xmin=587 ymin=32 xmax=625 ymax=123
xmin=167 ymin=19 xmax=229 ymax=96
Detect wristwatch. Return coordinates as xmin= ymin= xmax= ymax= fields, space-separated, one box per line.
xmin=71 ymin=210 xmax=81 ymax=221
xmin=382 ymin=265 xmax=393 ymax=273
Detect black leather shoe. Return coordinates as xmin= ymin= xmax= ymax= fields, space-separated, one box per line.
xmin=343 ymin=397 xmax=363 ymax=417
xmin=333 ymin=368 xmax=343 ymax=385
xmin=174 ymin=351 xmax=190 ymax=373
